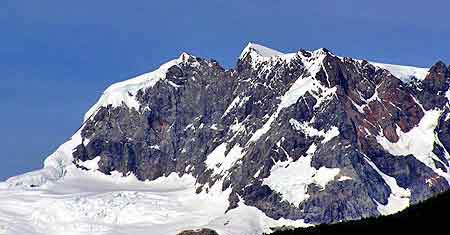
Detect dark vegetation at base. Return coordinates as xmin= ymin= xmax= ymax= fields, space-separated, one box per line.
xmin=177 ymin=228 xmax=218 ymax=235
xmin=271 ymin=189 xmax=450 ymax=234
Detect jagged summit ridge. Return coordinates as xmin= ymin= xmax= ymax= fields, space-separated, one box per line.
xmin=84 ymin=42 xmax=432 ymax=125
xmin=240 ymin=42 xmax=429 ymax=80
xmin=239 ymin=42 xmax=285 ymax=59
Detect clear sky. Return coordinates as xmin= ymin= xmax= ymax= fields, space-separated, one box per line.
xmin=1 ymin=0 xmax=449 ymax=180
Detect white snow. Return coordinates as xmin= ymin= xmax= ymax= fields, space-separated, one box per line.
xmin=78 ymin=156 xmax=101 ymax=171
xmin=222 ymin=96 xmax=251 ymax=118
xmin=210 ymin=124 xmax=219 ymax=131
xmin=205 ymin=143 xmax=245 ymax=177
xmin=263 ymin=144 xmax=340 ymax=206
xmin=239 ymin=42 xmax=284 ymax=59
xmin=446 ymin=87 xmax=450 ymax=104
xmin=362 ymin=154 xmax=411 ymax=215
xmin=337 ymin=175 xmax=353 ymax=181
xmin=149 ymin=145 xmax=160 ymax=150
xmin=254 ymin=169 xmax=262 ymax=178
xmin=241 ymin=43 xmax=430 ymax=84
xmin=289 ymin=119 xmax=340 ymax=144
xmin=84 ymin=53 xmax=192 ymax=122
xmin=241 ymin=43 xmax=430 ymax=86
xmin=207 ymin=198 xmax=312 ymax=235
xmin=0 ymin=164 xmax=311 ymax=235
xmin=229 ymin=121 xmax=245 ymax=135
xmin=369 ymin=62 xmax=429 ymax=83
xmin=239 ymin=43 xmax=298 ymax=69
xmin=249 ymin=49 xmax=336 ymax=143
xmin=321 ymin=127 xmax=340 ymax=143
xmin=222 ymin=97 xmax=241 ymax=118
xmin=376 ymin=109 xmax=450 ymax=179
xmin=204 ymin=143 xmax=227 ymax=173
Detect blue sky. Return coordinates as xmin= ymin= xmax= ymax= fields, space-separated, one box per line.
xmin=1 ymin=0 xmax=449 ymax=180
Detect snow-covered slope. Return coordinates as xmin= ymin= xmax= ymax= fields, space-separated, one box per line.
xmin=83 ymin=53 xmax=195 ymax=122
xmin=239 ymin=42 xmax=285 ymax=59
xmin=369 ymin=61 xmax=429 ymax=83
xmin=4 ymin=129 xmax=82 ymax=189
xmin=0 ymin=162 xmax=310 ymax=235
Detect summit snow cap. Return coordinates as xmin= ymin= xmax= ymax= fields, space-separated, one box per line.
xmin=83 ymin=52 xmax=197 ymax=122
xmin=239 ymin=42 xmax=285 ymax=59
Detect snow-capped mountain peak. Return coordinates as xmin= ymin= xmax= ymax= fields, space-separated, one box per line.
xmin=239 ymin=42 xmax=285 ymax=59
xmin=2 ymin=43 xmax=450 ymax=235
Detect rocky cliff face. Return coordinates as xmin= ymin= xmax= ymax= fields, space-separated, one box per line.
xmin=69 ymin=43 xmax=450 ymax=225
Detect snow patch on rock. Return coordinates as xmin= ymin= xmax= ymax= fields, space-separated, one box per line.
xmin=376 ymin=109 xmax=450 ymax=180
xmin=249 ymin=49 xmax=336 ymax=143
xmin=263 ymin=144 xmax=340 ymax=206
xmin=338 ymin=175 xmax=353 ymax=181
xmin=205 ymin=143 xmax=245 ymax=177
xmin=362 ymin=154 xmax=411 ymax=215
xmin=78 ymin=156 xmax=101 ymax=171
xmin=289 ymin=119 xmax=340 ymax=144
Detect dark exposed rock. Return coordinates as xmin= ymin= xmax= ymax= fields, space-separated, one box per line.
xmin=177 ymin=228 xmax=219 ymax=235
xmin=413 ymin=61 xmax=450 ymax=110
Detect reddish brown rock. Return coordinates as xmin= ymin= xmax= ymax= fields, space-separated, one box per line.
xmin=383 ymin=124 xmax=399 ymax=143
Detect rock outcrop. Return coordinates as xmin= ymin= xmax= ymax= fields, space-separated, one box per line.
xmin=178 ymin=228 xmax=219 ymax=235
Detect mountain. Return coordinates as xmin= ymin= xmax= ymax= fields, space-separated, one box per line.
xmin=1 ymin=43 xmax=450 ymax=235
